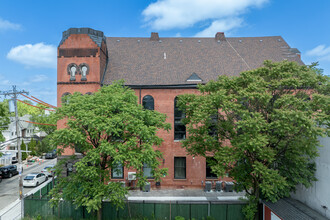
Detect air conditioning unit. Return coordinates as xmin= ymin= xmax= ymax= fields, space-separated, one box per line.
xmin=225 ymin=181 xmax=234 ymax=192
xmin=205 ymin=181 xmax=212 ymax=192
xmin=142 ymin=182 xmax=151 ymax=192
xmin=215 ymin=181 xmax=222 ymax=191
xmin=128 ymin=172 xmax=136 ymax=181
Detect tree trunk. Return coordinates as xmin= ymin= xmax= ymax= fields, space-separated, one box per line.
xmin=97 ymin=207 xmax=102 ymax=220
xmin=98 ymin=168 xmax=104 ymax=220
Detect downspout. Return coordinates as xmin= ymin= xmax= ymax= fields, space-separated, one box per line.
xmin=139 ymin=88 xmax=141 ymax=104
xmin=100 ymin=53 xmax=108 ymax=87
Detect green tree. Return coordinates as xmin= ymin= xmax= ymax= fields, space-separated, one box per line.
xmin=30 ymin=110 xmax=57 ymax=155
xmin=17 ymin=100 xmax=44 ymax=117
xmin=35 ymin=137 xmax=54 ymax=156
xmin=21 ymin=140 xmax=28 ymax=161
xmin=49 ymin=81 xmax=170 ymax=220
xmin=31 ymin=111 xmax=56 ymax=135
xmin=0 ymin=101 xmax=10 ymax=143
xmin=27 ymin=138 xmax=37 ymax=156
xmin=2 ymin=99 xmax=44 ymax=117
xmin=178 ymin=61 xmax=330 ymax=219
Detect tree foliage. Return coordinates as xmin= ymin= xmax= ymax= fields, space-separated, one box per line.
xmin=49 ymin=81 xmax=170 ymax=219
xmin=31 ymin=111 xmax=57 ymax=135
xmin=0 ymin=101 xmax=10 ymax=143
xmin=27 ymin=138 xmax=37 ymax=156
xmin=178 ymin=61 xmax=329 ymax=219
xmin=2 ymin=99 xmax=43 ymax=117
xmin=21 ymin=140 xmax=28 ymax=161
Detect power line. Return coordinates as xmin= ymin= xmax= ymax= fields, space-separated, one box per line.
xmin=17 ymin=99 xmax=55 ymax=111
xmin=20 ymin=93 xmax=56 ymax=109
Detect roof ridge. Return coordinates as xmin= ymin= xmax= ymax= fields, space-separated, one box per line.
xmin=106 ymin=36 xmax=283 ymax=39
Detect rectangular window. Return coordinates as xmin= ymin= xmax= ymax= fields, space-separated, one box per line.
xmin=206 ymin=157 xmax=218 ymax=179
xmin=208 ymin=114 xmax=218 ymax=137
xmin=143 ymin=163 xmax=153 ymax=179
xmin=174 ymin=97 xmax=186 ymax=140
xmin=174 ymin=121 xmax=186 ymax=140
xmin=174 ymin=157 xmax=186 ymax=179
xmin=111 ymin=162 xmax=124 ymax=179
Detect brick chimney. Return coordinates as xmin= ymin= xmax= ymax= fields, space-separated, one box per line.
xmin=215 ymin=32 xmax=226 ymax=41
xmin=150 ymin=32 xmax=160 ymax=41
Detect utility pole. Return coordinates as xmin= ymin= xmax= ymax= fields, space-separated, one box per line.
xmin=0 ymin=85 xmax=28 ymax=218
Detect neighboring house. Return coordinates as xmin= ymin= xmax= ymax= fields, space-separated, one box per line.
xmin=0 ymin=114 xmax=46 ymax=163
xmin=57 ymin=27 xmax=303 ymax=189
xmin=290 ymin=136 xmax=330 ymax=219
xmin=262 ymin=197 xmax=328 ymax=220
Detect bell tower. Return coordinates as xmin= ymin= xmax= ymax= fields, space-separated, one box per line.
xmin=57 ymin=27 xmax=108 ymax=107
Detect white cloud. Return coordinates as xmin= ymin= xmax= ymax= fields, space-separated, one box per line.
xmin=30 ymin=74 xmax=49 ymax=82
xmin=0 ymin=74 xmax=10 ymax=86
xmin=306 ymin=45 xmax=330 ymax=61
xmin=20 ymin=74 xmax=50 ymax=86
xmin=175 ymin=32 xmax=182 ymax=37
xmin=0 ymin=18 xmax=21 ymax=31
xmin=142 ymin=0 xmax=268 ymax=34
xmin=195 ymin=18 xmax=243 ymax=37
xmin=7 ymin=43 xmax=57 ymax=68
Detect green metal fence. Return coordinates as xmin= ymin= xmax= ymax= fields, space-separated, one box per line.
xmin=25 ymin=199 xmax=245 ymax=220
xmin=24 ymin=181 xmax=246 ymax=220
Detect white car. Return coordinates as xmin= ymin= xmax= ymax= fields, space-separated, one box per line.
xmin=23 ymin=173 xmax=48 ymax=187
xmin=41 ymin=165 xmax=55 ymax=177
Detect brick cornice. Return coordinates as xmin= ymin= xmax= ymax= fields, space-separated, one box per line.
xmin=57 ymin=81 xmax=100 ymax=85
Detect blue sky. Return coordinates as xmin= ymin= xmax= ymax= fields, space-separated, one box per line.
xmin=0 ymin=0 xmax=329 ymax=106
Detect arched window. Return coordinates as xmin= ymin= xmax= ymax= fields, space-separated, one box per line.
xmin=61 ymin=92 xmax=71 ymax=104
xmin=67 ymin=63 xmax=78 ymax=81
xmin=174 ymin=97 xmax=186 ymax=140
xmin=79 ymin=63 xmax=89 ymax=81
xmin=142 ymin=95 xmax=154 ymax=110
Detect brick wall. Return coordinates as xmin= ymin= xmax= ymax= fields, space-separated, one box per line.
xmin=56 ymin=30 xmax=232 ymax=189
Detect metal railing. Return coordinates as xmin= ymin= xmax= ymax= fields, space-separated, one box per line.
xmin=0 ymin=177 xmax=54 ymax=220
xmin=0 ymin=199 xmax=21 ymax=220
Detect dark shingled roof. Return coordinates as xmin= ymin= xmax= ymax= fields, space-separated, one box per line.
xmin=263 ymin=198 xmax=328 ymax=220
xmin=102 ymin=36 xmax=304 ymax=86
xmin=59 ymin=28 xmax=106 ymax=47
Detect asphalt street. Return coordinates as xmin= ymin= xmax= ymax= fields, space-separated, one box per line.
xmin=0 ymin=158 xmax=57 ymax=211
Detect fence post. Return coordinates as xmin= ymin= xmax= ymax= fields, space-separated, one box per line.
xmin=169 ymin=200 xmax=171 ymax=220
xmin=208 ymin=202 xmax=210 ymax=216
xmin=128 ymin=199 xmax=131 ymax=218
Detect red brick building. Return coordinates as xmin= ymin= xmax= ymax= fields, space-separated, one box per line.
xmin=57 ymin=28 xmax=303 ymax=189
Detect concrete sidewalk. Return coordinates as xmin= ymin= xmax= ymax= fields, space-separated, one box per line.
xmin=127 ymin=189 xmax=246 ymax=203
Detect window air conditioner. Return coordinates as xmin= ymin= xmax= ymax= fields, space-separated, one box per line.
xmin=128 ymin=172 xmax=136 ymax=181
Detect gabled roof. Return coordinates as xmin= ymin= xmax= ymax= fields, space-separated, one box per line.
xmin=187 ymin=73 xmax=202 ymax=82
xmin=101 ymin=35 xmax=304 ymax=86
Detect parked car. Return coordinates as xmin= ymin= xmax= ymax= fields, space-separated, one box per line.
xmin=0 ymin=165 xmax=19 ymax=178
xmin=41 ymin=165 xmax=55 ymax=176
xmin=23 ymin=173 xmax=48 ymax=187
xmin=45 ymin=152 xmax=56 ymax=159
xmin=12 ymin=156 xmax=18 ymax=164
xmin=0 ymin=171 xmax=2 ymax=183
